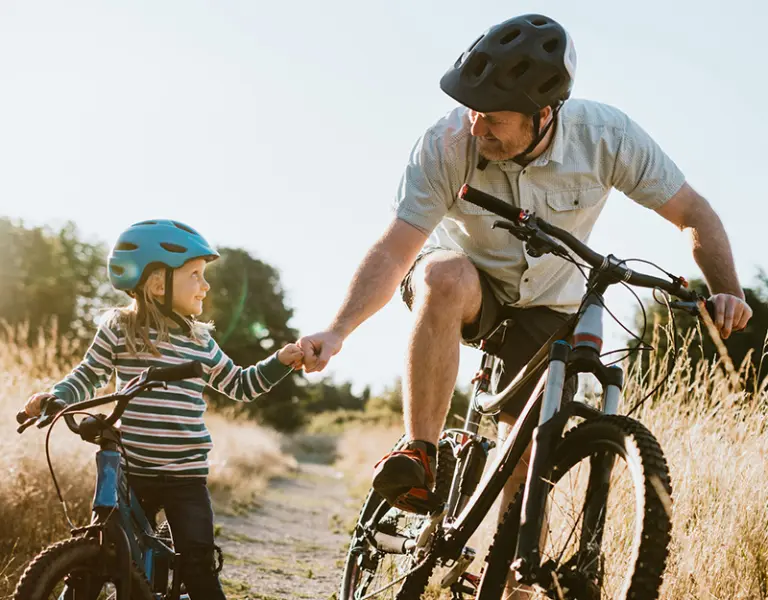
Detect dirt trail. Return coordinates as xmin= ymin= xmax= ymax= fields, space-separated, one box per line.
xmin=217 ymin=460 xmax=358 ymax=600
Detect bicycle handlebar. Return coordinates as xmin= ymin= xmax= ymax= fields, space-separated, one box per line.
xmin=459 ymin=184 xmax=700 ymax=303
xmin=16 ymin=360 xmax=203 ymax=435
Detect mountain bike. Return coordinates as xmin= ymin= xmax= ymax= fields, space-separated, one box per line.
xmin=13 ymin=360 xmax=209 ymax=600
xmin=340 ymin=184 xmax=716 ymax=600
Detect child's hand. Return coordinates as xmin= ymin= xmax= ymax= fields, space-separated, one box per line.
xmin=24 ymin=392 xmax=56 ymax=418
xmin=277 ymin=343 xmax=304 ymax=369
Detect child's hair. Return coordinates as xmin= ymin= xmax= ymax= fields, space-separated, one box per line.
xmin=106 ymin=267 xmax=213 ymax=356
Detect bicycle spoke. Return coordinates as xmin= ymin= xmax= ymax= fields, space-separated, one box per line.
xmin=540 ymin=449 xmax=639 ymax=598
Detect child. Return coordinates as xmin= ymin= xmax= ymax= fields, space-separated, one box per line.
xmin=23 ymin=219 xmax=303 ymax=599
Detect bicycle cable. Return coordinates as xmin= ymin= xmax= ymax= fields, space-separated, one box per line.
xmin=562 ymin=251 xmax=693 ymax=414
xmin=45 ymin=408 xmax=134 ymax=530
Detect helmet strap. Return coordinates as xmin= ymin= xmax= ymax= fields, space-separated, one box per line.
xmin=513 ymin=102 xmax=563 ymax=165
xmin=158 ymin=268 xmax=192 ymax=335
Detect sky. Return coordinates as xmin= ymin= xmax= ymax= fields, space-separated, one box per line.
xmin=0 ymin=0 xmax=764 ymax=394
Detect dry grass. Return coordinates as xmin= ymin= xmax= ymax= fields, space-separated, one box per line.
xmin=0 ymin=329 xmax=294 ymax=597
xmin=338 ymin=322 xmax=768 ymax=599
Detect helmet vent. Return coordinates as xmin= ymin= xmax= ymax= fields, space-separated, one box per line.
xmin=539 ymin=75 xmax=561 ymax=94
xmin=160 ymin=242 xmax=188 ymax=253
xmin=172 ymin=221 xmax=197 ymax=235
xmin=464 ymin=52 xmax=488 ymax=79
xmin=500 ymin=29 xmax=521 ymax=45
xmin=110 ymin=265 xmax=125 ymax=276
xmin=530 ymin=17 xmax=549 ymax=27
xmin=508 ymin=61 xmax=530 ymax=80
xmin=115 ymin=242 xmax=138 ymax=251
xmin=543 ymin=38 xmax=559 ymax=53
xmin=135 ymin=220 xmax=157 ymax=226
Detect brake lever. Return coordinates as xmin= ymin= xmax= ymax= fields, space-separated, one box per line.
xmin=16 ymin=398 xmax=67 ymax=434
xmin=492 ymin=220 xmax=531 ymax=241
xmin=668 ymin=298 xmax=715 ymax=319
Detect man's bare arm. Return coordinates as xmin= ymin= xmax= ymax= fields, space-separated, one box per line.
xmin=329 ymin=218 xmax=428 ymax=338
xmin=656 ymin=182 xmax=751 ymax=337
xmin=299 ymin=218 xmax=428 ymax=372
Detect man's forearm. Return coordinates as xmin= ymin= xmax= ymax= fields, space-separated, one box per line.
xmin=688 ymin=211 xmax=744 ymax=299
xmin=329 ymin=242 xmax=413 ymax=339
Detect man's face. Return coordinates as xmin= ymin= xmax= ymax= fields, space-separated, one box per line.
xmin=468 ymin=109 xmax=540 ymax=161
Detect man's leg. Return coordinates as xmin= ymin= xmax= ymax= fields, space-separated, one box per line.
xmin=372 ymin=250 xmax=484 ymax=512
xmin=404 ymin=251 xmax=483 ymax=444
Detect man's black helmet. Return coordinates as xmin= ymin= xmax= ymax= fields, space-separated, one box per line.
xmin=440 ymin=14 xmax=577 ymax=115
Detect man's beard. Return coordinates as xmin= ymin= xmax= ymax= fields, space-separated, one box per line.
xmin=476 ymin=124 xmax=535 ymax=161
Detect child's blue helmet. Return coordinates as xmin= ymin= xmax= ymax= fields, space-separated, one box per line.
xmin=108 ymin=219 xmax=219 ymax=292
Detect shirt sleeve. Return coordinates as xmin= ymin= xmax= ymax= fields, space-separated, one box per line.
xmin=51 ymin=323 xmax=117 ymax=405
xmin=202 ymin=338 xmax=294 ymax=403
xmin=611 ymin=113 xmax=686 ymax=210
xmin=393 ymin=128 xmax=455 ymax=235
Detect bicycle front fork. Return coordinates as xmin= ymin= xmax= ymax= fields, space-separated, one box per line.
xmin=512 ymin=340 xmax=623 ymax=584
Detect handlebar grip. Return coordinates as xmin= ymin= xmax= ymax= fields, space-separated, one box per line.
xmin=459 ymin=185 xmax=524 ymax=224
xmin=16 ymin=394 xmax=56 ymax=424
xmin=147 ymin=361 xmax=203 ymax=383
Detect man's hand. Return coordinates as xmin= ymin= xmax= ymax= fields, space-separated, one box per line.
xmin=297 ymin=331 xmax=344 ymax=373
xmin=709 ymin=293 xmax=752 ymax=339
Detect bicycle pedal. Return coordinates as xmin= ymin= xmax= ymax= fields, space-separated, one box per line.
xmin=440 ymin=546 xmax=476 ymax=588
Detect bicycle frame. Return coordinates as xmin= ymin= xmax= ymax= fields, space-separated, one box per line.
xmin=61 ymin=434 xmax=181 ymax=600
xmin=436 ymin=281 xmax=624 ymax=585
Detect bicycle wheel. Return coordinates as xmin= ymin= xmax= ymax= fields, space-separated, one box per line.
xmin=477 ymin=415 xmax=672 ymax=600
xmin=340 ymin=439 xmax=456 ymax=600
xmin=13 ymin=537 xmax=154 ymax=600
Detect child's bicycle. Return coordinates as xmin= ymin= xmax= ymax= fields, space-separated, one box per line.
xmin=13 ymin=360 xmax=210 ymax=600
xmin=340 ymin=185 xmax=718 ymax=600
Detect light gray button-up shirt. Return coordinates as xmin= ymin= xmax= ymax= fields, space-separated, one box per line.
xmin=394 ymin=98 xmax=686 ymax=313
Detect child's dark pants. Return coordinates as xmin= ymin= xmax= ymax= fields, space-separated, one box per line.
xmin=130 ymin=475 xmax=227 ymax=600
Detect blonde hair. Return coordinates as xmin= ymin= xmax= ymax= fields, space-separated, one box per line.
xmin=107 ymin=268 xmax=213 ymax=356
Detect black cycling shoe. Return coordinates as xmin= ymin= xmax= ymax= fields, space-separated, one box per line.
xmin=372 ymin=440 xmax=440 ymax=514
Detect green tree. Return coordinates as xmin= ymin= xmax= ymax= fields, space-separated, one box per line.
xmin=203 ymin=247 xmax=308 ymax=431
xmin=632 ymin=275 xmax=768 ymax=385
xmin=0 ymin=218 xmax=115 ymax=340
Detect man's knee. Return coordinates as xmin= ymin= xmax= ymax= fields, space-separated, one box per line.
xmin=412 ymin=253 xmax=482 ymax=319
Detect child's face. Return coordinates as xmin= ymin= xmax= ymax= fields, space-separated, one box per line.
xmin=171 ymin=258 xmax=210 ymax=316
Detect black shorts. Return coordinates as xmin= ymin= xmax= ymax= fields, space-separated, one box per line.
xmin=400 ymin=248 xmax=577 ymax=418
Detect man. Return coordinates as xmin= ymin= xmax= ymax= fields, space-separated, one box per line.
xmin=299 ymin=12 xmax=751 ymax=594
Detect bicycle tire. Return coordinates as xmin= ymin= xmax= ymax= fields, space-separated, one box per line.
xmin=339 ymin=437 xmax=456 ymax=600
xmin=476 ymin=415 xmax=672 ymax=600
xmin=13 ymin=536 xmax=154 ymax=600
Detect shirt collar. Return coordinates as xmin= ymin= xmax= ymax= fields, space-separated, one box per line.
xmin=529 ymin=112 xmax=565 ymax=167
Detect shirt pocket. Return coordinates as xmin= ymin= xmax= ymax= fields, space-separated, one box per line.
xmin=542 ymin=186 xmax=607 ymax=229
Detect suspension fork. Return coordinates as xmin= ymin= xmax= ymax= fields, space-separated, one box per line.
xmin=513 ymin=341 xmax=571 ymax=582
xmin=577 ymin=367 xmax=624 ymax=578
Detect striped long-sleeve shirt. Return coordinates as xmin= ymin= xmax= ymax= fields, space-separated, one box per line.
xmin=50 ymin=320 xmax=294 ymax=477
